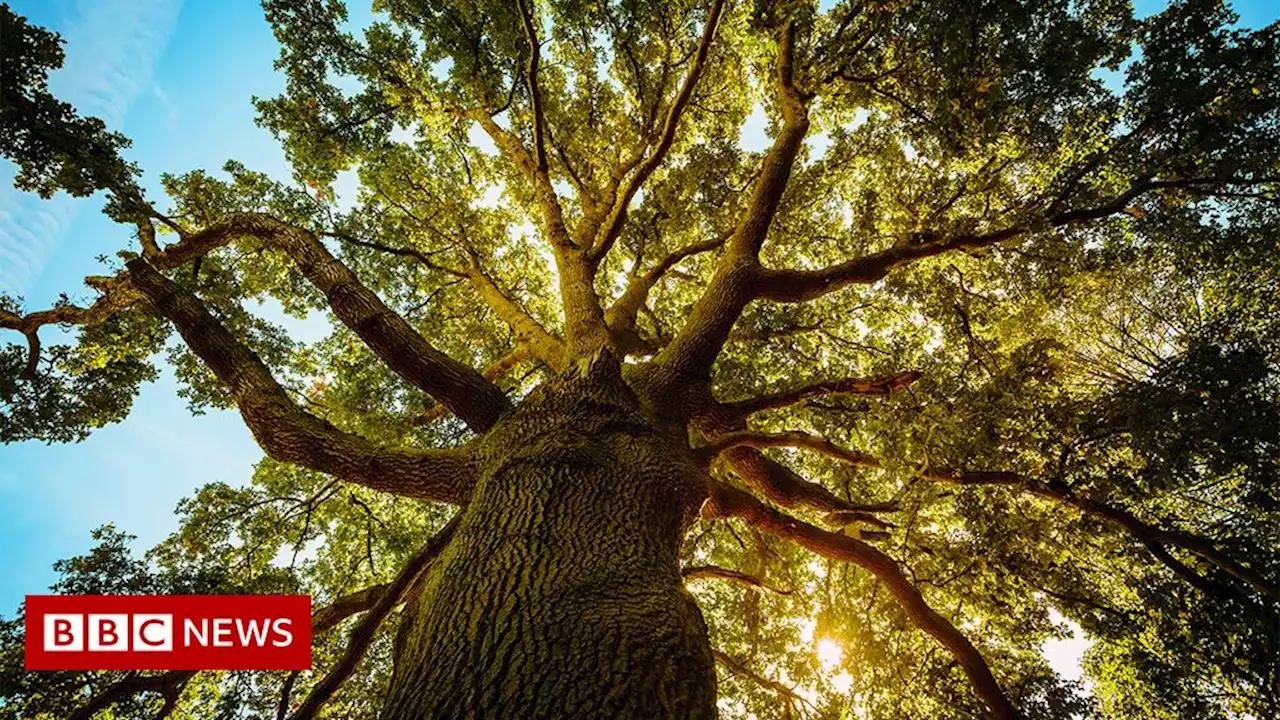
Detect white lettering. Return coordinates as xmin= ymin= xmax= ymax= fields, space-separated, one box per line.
xmin=236 ymin=618 xmax=271 ymax=646
xmin=87 ymin=614 xmax=128 ymax=652
xmin=132 ymin=614 xmax=173 ymax=651
xmin=212 ymin=618 xmax=234 ymax=647
xmin=184 ymin=618 xmax=208 ymax=646
xmin=44 ymin=614 xmax=83 ymax=651
xmin=271 ymin=618 xmax=293 ymax=647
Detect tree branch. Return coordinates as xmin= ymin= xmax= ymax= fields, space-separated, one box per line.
xmin=700 ymin=429 xmax=879 ymax=468
xmin=468 ymin=110 xmax=577 ymax=251
xmin=720 ymin=370 xmax=922 ymax=417
xmin=69 ymin=671 xmax=195 ymax=720
xmin=755 ymin=175 xmax=1280 ymax=303
xmin=918 ymin=467 xmax=1280 ymax=603
xmin=647 ymin=22 xmax=811 ymax=396
xmin=706 ymin=482 xmax=1021 ymax=720
xmin=325 ymin=230 xmax=566 ymax=370
xmin=125 ymin=258 xmax=479 ymax=503
xmin=19 ymin=328 xmax=40 ymax=380
xmin=462 ymin=261 xmax=567 ymax=369
xmin=704 ymin=426 xmax=1280 ymax=603
xmin=451 ymin=11 xmax=612 ymax=360
xmin=3 ymin=213 xmax=511 ymax=432
xmin=588 ymin=0 xmax=727 ymax=265
xmin=717 ymin=442 xmax=890 ymax=522
xmin=71 ymin=572 xmax=421 ymax=720
xmin=276 ymin=671 xmax=300 ymax=720
xmin=683 ymin=565 xmax=793 ymax=595
xmin=187 ymin=213 xmax=510 ymax=432
xmin=0 ymin=281 xmax=142 ymax=350
xmin=515 ymin=0 xmax=548 ymax=175
xmin=470 ymin=120 xmax=610 ymax=357
xmin=288 ymin=516 xmax=460 ymax=720
xmin=755 ymin=223 xmax=1029 ymax=303
xmin=413 ymin=347 xmax=533 ymax=426
xmin=311 ymin=584 xmax=391 ymax=633
xmin=712 ymin=648 xmax=810 ymax=709
xmin=695 ymin=379 xmax=899 ymax=518
xmin=605 ymin=232 xmax=727 ymax=337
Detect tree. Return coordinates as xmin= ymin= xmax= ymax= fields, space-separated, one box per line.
xmin=2 ymin=0 xmax=1278 ymax=717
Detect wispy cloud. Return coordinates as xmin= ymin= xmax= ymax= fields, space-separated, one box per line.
xmin=152 ymin=83 xmax=180 ymax=123
xmin=0 ymin=0 xmax=183 ymax=296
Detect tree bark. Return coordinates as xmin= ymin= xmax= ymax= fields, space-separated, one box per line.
xmin=382 ymin=364 xmax=717 ymax=719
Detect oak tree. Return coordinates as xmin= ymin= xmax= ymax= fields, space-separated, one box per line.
xmin=2 ymin=0 xmax=1279 ymax=718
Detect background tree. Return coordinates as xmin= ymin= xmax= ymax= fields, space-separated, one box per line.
xmin=2 ymin=0 xmax=1279 ymax=718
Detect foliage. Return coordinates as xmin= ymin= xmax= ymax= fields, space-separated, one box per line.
xmin=2 ymin=0 xmax=1279 ymax=718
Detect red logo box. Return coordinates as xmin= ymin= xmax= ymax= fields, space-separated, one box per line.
xmin=25 ymin=595 xmax=312 ymax=671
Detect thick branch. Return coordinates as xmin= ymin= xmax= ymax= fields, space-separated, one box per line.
xmin=69 ymin=671 xmax=195 ymax=720
xmin=649 ymin=22 xmax=811 ymax=392
xmin=194 ymin=214 xmax=509 ymax=432
xmin=475 ymin=111 xmax=611 ymax=357
xmin=553 ymin=247 xmax=615 ymax=359
xmin=708 ymin=427 xmax=1280 ymax=603
xmin=125 ymin=258 xmax=478 ymax=503
xmin=462 ymin=30 xmax=611 ymax=359
xmin=605 ymin=233 xmax=726 ymax=336
xmin=311 ymin=584 xmax=391 ymax=633
xmin=464 ymin=263 xmax=567 ymax=369
xmin=327 ymin=231 xmax=566 ymax=370
xmin=19 ymin=329 xmax=40 ymax=380
xmin=413 ymin=347 xmax=533 ymax=426
xmin=706 ymin=482 xmax=1021 ymax=720
xmin=4 ymin=213 xmax=510 ymax=432
xmin=694 ymin=385 xmax=896 ymax=518
xmin=468 ymin=112 xmax=576 ymax=252
xmin=756 ymin=176 xmax=1280 ymax=303
xmin=720 ymin=444 xmax=886 ymax=519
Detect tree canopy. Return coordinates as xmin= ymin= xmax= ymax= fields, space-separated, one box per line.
xmin=2 ymin=0 xmax=1279 ymax=718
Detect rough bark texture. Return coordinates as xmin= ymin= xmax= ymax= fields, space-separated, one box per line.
xmin=125 ymin=259 xmax=480 ymax=503
xmin=382 ymin=359 xmax=717 ymax=719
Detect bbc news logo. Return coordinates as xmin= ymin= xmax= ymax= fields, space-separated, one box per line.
xmin=25 ymin=595 xmax=312 ymax=671
xmin=42 ymin=614 xmax=294 ymax=652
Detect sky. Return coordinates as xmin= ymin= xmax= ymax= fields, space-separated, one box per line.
xmin=0 ymin=0 xmax=290 ymax=612
xmin=0 ymin=0 xmax=1277 ymax=691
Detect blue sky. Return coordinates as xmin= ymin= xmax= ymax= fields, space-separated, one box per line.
xmin=0 ymin=0 xmax=290 ymax=611
xmin=0 ymin=0 xmax=1276 ymax=685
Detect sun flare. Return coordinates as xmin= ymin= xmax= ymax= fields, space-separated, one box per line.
xmin=816 ymin=638 xmax=844 ymax=673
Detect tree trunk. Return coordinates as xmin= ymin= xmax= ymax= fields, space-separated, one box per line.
xmin=382 ymin=364 xmax=717 ymax=719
